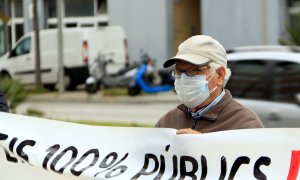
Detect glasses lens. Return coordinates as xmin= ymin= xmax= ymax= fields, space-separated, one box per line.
xmin=186 ymin=66 xmax=209 ymax=76
xmin=185 ymin=69 xmax=199 ymax=76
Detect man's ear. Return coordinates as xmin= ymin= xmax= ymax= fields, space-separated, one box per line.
xmin=216 ymin=66 xmax=226 ymax=86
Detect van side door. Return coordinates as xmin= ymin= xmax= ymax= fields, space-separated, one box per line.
xmin=7 ymin=37 xmax=35 ymax=84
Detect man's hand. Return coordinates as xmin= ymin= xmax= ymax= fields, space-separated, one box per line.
xmin=176 ymin=128 xmax=201 ymax=135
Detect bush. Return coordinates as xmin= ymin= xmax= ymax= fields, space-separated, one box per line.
xmin=26 ymin=108 xmax=45 ymax=117
xmin=0 ymin=78 xmax=28 ymax=113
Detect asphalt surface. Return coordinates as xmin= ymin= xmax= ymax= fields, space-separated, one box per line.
xmin=16 ymin=91 xmax=180 ymax=125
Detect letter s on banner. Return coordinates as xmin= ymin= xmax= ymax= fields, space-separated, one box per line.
xmin=287 ymin=150 xmax=300 ymax=180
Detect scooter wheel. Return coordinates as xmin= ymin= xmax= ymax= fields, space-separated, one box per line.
xmin=128 ymin=85 xmax=141 ymax=96
xmin=85 ymin=83 xmax=100 ymax=94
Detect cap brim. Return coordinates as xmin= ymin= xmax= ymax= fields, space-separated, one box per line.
xmin=163 ymin=54 xmax=212 ymax=68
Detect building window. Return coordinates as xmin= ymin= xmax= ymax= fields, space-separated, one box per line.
xmin=65 ymin=0 xmax=94 ymax=17
xmin=0 ymin=1 xmax=3 ymax=15
xmin=288 ymin=0 xmax=300 ymax=7
xmin=8 ymin=25 xmax=12 ymax=49
xmin=0 ymin=24 xmax=4 ymax=55
xmin=48 ymin=24 xmax=57 ymax=29
xmin=98 ymin=22 xmax=108 ymax=27
xmin=48 ymin=0 xmax=56 ymax=18
xmin=65 ymin=23 xmax=77 ymax=27
xmin=288 ymin=0 xmax=300 ymax=30
xmin=0 ymin=1 xmax=11 ymax=18
xmin=15 ymin=0 xmax=23 ymax=17
xmin=97 ymin=0 xmax=107 ymax=14
xmin=15 ymin=23 xmax=23 ymax=41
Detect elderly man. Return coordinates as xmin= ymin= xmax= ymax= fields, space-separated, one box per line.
xmin=0 ymin=88 xmax=8 ymax=112
xmin=156 ymin=35 xmax=264 ymax=134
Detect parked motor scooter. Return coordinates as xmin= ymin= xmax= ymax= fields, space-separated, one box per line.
xmin=85 ymin=53 xmax=139 ymax=94
xmin=127 ymin=53 xmax=174 ymax=96
xmin=85 ymin=51 xmax=174 ymax=96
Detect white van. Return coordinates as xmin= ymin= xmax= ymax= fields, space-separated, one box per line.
xmin=0 ymin=26 xmax=128 ymax=90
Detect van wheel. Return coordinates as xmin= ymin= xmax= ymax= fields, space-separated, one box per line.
xmin=64 ymin=73 xmax=76 ymax=90
xmin=44 ymin=84 xmax=56 ymax=91
xmin=85 ymin=82 xmax=100 ymax=94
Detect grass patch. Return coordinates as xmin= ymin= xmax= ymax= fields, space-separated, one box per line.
xmin=26 ymin=109 xmax=45 ymax=117
xmin=23 ymin=111 xmax=153 ymax=127
xmin=102 ymin=87 xmax=128 ymax=96
xmin=66 ymin=120 xmax=154 ymax=128
xmin=27 ymin=87 xmax=50 ymax=94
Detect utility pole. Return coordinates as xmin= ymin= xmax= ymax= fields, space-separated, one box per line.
xmin=33 ymin=0 xmax=42 ymax=88
xmin=57 ymin=0 xmax=64 ymax=93
xmin=3 ymin=0 xmax=9 ymax=52
xmin=262 ymin=0 xmax=269 ymax=45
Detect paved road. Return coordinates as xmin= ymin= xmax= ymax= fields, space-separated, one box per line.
xmin=16 ymin=92 xmax=179 ymax=125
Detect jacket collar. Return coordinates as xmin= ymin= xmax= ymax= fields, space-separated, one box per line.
xmin=177 ymin=89 xmax=232 ymax=121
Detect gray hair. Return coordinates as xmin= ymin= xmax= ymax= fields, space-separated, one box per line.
xmin=209 ymin=62 xmax=231 ymax=87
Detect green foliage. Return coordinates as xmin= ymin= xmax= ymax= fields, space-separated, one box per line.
xmin=27 ymin=87 xmax=49 ymax=94
xmin=102 ymin=87 xmax=129 ymax=96
xmin=26 ymin=108 xmax=45 ymax=117
xmin=0 ymin=13 xmax=10 ymax=24
xmin=66 ymin=120 xmax=154 ymax=128
xmin=0 ymin=78 xmax=28 ymax=113
xmin=279 ymin=13 xmax=300 ymax=46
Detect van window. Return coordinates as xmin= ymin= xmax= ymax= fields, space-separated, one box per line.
xmin=65 ymin=0 xmax=93 ymax=17
xmin=80 ymin=24 xmax=94 ymax=27
xmin=14 ymin=37 xmax=31 ymax=56
xmin=98 ymin=22 xmax=108 ymax=27
xmin=271 ymin=61 xmax=300 ymax=103
xmin=66 ymin=23 xmax=77 ymax=28
xmin=227 ymin=60 xmax=268 ymax=100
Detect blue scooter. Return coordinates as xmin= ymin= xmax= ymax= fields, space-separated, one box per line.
xmin=128 ymin=53 xmax=174 ymax=96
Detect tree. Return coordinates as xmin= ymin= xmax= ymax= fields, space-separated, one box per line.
xmin=279 ymin=13 xmax=300 ymax=46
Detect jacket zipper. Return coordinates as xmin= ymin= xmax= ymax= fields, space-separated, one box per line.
xmin=192 ymin=119 xmax=197 ymax=130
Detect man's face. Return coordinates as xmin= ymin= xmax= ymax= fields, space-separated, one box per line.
xmin=175 ymin=60 xmax=225 ymax=110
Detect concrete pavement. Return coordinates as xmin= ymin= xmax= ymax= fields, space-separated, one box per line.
xmin=16 ymin=91 xmax=180 ymax=125
xmin=27 ymin=90 xmax=179 ymax=104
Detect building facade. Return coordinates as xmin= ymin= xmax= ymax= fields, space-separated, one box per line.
xmin=0 ymin=0 xmax=108 ymax=55
xmin=201 ymin=0 xmax=287 ymax=49
xmin=0 ymin=0 xmax=299 ymax=66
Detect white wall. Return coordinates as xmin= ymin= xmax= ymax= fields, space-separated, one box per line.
xmin=108 ymin=0 xmax=288 ymax=65
xmin=201 ymin=0 xmax=286 ymax=49
xmin=23 ymin=0 xmax=45 ymax=34
xmin=108 ymin=0 xmax=173 ymax=68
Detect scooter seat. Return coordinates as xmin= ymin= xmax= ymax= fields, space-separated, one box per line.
xmin=117 ymin=64 xmax=139 ymax=75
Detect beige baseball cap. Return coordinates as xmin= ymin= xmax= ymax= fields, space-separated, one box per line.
xmin=163 ymin=35 xmax=227 ymax=68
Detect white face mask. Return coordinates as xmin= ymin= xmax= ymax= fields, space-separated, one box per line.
xmin=174 ymin=71 xmax=217 ymax=108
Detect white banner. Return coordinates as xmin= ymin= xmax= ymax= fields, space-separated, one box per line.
xmin=0 ymin=112 xmax=300 ymax=180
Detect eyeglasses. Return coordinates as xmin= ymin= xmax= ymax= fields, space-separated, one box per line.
xmin=170 ymin=66 xmax=209 ymax=77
